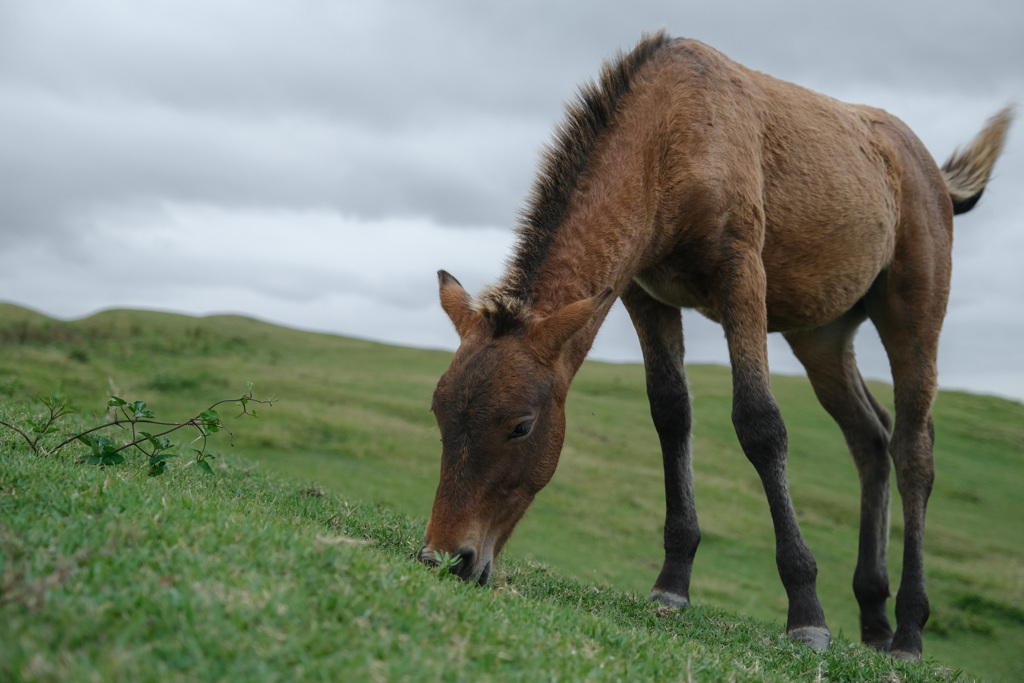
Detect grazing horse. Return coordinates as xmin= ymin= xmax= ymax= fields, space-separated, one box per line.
xmin=418 ymin=31 xmax=1012 ymax=659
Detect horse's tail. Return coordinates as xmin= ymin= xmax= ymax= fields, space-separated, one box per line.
xmin=941 ymin=106 xmax=1014 ymax=215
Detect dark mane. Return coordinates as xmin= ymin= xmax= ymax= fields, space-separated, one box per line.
xmin=478 ymin=30 xmax=674 ymax=336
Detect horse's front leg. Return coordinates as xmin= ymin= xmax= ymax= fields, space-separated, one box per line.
xmin=621 ymin=283 xmax=699 ymax=608
xmin=717 ymin=248 xmax=831 ymax=651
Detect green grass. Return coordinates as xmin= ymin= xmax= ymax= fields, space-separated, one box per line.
xmin=1 ymin=302 xmax=1022 ymax=680
xmin=1 ymin=418 xmax=966 ymax=682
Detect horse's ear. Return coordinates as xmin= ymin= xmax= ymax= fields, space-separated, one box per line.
xmin=438 ymin=270 xmax=481 ymax=340
xmin=530 ymin=287 xmax=614 ymax=364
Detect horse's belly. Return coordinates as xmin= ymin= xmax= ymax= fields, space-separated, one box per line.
xmin=634 ymin=240 xmax=888 ymax=333
xmin=634 ymin=272 xmax=867 ymax=331
xmin=633 ymin=269 xmax=722 ymax=320
xmin=763 ymin=269 xmax=877 ymax=331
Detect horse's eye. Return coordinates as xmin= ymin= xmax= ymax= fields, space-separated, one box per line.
xmin=509 ymin=419 xmax=534 ymax=440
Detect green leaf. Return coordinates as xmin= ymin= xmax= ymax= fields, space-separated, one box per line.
xmin=41 ymin=395 xmax=66 ymax=411
xmin=78 ymin=434 xmax=114 ymax=456
xmin=149 ymin=451 xmax=178 ymax=463
xmin=196 ymin=459 xmax=214 ymax=475
xmin=101 ymin=453 xmax=125 ymax=466
xmin=108 ymin=397 xmax=128 ymax=407
xmin=199 ymin=409 xmax=221 ymax=433
xmin=41 ymin=395 xmax=74 ymax=415
xmin=140 ymin=432 xmax=173 ymax=451
xmin=129 ymin=401 xmax=155 ymax=419
xmin=148 ymin=461 xmax=169 ymax=476
xmin=84 ymin=449 xmax=124 ymax=467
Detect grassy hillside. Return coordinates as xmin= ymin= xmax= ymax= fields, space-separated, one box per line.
xmin=1 ymin=437 xmax=961 ymax=682
xmin=2 ymin=303 xmax=1022 ymax=680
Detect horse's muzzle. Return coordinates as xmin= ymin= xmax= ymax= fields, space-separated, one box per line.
xmin=417 ymin=544 xmax=492 ymax=586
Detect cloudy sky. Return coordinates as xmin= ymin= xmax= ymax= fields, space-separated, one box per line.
xmin=1 ymin=1 xmax=1021 ymax=401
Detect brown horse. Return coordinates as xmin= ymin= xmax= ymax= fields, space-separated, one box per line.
xmin=418 ymin=31 xmax=1012 ymax=659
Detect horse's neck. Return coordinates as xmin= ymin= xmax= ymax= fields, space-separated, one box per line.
xmin=537 ymin=173 xmax=653 ymax=295
xmin=531 ymin=162 xmax=656 ymax=371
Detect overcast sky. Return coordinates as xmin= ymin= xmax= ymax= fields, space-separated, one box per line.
xmin=1 ymin=1 xmax=1021 ymax=402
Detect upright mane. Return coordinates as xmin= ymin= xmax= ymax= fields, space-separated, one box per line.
xmin=478 ymin=30 xmax=674 ymax=336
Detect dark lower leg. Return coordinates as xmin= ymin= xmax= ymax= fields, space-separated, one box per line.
xmin=650 ymin=396 xmax=699 ymax=606
xmin=622 ymin=285 xmax=700 ymax=607
xmin=847 ymin=380 xmax=895 ymax=648
xmin=646 ymin=342 xmax=699 ymax=606
xmin=876 ymin=310 xmax=938 ymax=659
xmin=786 ymin=325 xmax=893 ymax=648
xmin=889 ymin=423 xmax=934 ymax=658
xmin=732 ymin=381 xmax=828 ymax=644
xmin=853 ymin=482 xmax=893 ymax=649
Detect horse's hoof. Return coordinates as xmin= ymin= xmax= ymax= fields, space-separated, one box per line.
xmin=788 ymin=626 xmax=831 ymax=651
xmin=649 ymin=589 xmax=689 ymax=609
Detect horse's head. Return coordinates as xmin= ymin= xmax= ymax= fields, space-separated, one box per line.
xmin=418 ymin=270 xmax=611 ymax=584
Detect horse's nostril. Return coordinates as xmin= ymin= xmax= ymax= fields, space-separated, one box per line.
xmin=453 ymin=547 xmax=476 ymax=579
xmin=417 ymin=545 xmax=437 ymax=566
xmin=418 ymin=545 xmax=485 ymax=582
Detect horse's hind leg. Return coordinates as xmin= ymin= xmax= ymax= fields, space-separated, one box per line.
xmin=621 ymin=283 xmax=700 ymax=608
xmin=869 ymin=274 xmax=947 ymax=659
xmin=785 ymin=312 xmax=895 ymax=650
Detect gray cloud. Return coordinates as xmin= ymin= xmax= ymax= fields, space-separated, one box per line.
xmin=1 ymin=0 xmax=1021 ymax=400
